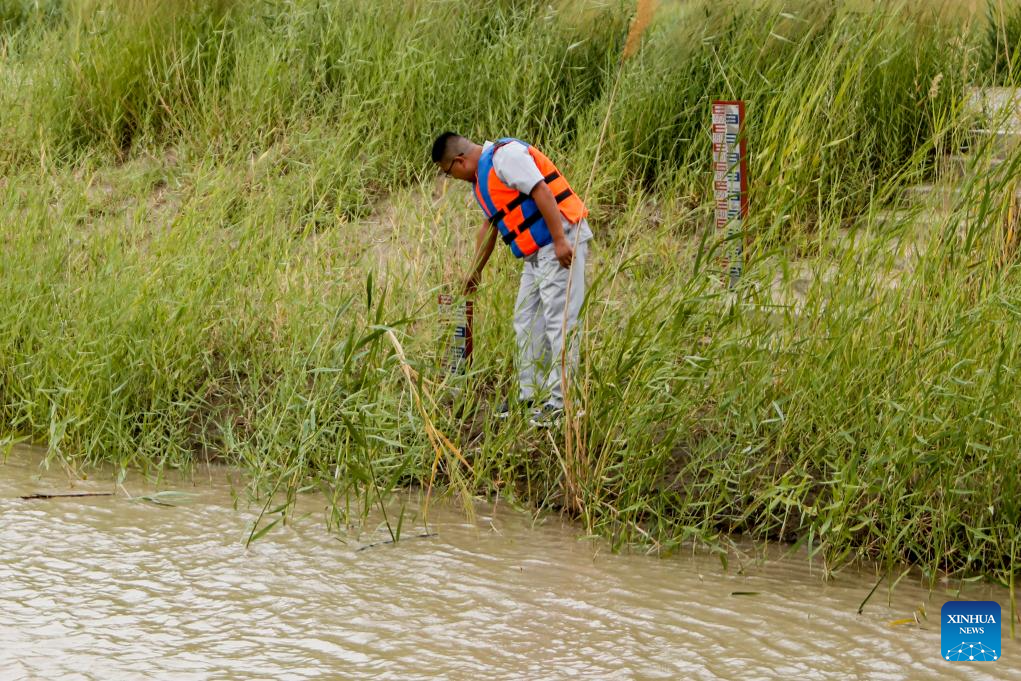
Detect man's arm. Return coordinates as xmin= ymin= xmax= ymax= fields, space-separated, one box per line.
xmin=464 ymin=221 xmax=498 ymax=294
xmin=531 ymin=181 xmax=573 ymax=268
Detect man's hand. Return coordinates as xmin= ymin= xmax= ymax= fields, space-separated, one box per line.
xmin=531 ymin=181 xmax=574 ymax=269
xmin=553 ymin=237 xmax=574 ymax=269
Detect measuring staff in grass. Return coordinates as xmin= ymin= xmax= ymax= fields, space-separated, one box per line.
xmin=431 ymin=132 xmax=592 ymax=429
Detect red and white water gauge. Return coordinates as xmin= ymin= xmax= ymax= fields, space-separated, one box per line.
xmin=712 ymin=100 xmax=748 ymax=287
xmin=438 ymin=293 xmax=473 ymax=376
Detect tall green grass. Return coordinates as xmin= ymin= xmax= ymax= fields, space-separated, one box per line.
xmin=580 ymin=2 xmax=965 ymax=220
xmin=0 ymin=0 xmax=63 ymax=34
xmin=3 ymin=0 xmax=987 ymax=224
xmin=982 ymin=0 xmax=1021 ymax=83
xmin=1 ymin=0 xmax=1020 ymax=593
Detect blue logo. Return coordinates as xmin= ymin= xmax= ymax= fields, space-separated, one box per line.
xmin=941 ymin=601 xmax=1001 ymax=662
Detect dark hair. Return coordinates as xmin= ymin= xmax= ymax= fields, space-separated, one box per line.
xmin=431 ymin=131 xmax=461 ymax=163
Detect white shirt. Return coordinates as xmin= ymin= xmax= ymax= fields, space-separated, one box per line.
xmin=485 ymin=139 xmax=547 ymax=194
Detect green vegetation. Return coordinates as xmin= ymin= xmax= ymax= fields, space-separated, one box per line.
xmin=982 ymin=0 xmax=1021 ymax=82
xmin=1 ymin=0 xmax=1019 ymax=596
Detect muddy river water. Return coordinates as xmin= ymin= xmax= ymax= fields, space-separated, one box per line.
xmin=1 ymin=445 xmax=1018 ymax=680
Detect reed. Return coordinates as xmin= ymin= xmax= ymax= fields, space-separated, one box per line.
xmin=982 ymin=0 xmax=1021 ymax=83
xmin=0 ymin=0 xmax=1018 ymax=591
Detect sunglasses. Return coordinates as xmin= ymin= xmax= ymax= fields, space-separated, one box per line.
xmin=441 ymin=155 xmax=462 ymax=177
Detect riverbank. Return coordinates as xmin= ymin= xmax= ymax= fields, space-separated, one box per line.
xmin=1 ymin=0 xmax=1020 ymax=588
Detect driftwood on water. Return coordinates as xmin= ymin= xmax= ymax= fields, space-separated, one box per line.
xmin=19 ymin=492 xmax=114 ymax=500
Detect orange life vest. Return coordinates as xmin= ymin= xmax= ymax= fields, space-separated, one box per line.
xmin=473 ymin=138 xmax=587 ymax=258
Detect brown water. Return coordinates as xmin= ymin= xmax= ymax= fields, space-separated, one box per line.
xmin=1 ymin=445 xmax=1018 ymax=680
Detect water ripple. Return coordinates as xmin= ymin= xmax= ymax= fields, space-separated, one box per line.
xmin=1 ymin=449 xmax=1019 ymax=680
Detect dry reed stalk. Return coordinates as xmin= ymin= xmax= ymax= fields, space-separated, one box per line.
xmin=1003 ymin=181 xmax=1020 ymax=268
xmin=560 ymin=0 xmax=658 ymax=517
xmin=997 ymin=0 xmax=1010 ymax=78
xmin=623 ymin=0 xmax=657 ymax=60
xmin=386 ymin=329 xmax=471 ymax=520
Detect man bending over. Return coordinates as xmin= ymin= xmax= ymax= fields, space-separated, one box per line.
xmin=431 ymin=132 xmax=592 ymax=428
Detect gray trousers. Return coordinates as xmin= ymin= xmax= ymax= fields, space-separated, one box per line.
xmin=512 ymin=225 xmax=588 ymax=409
